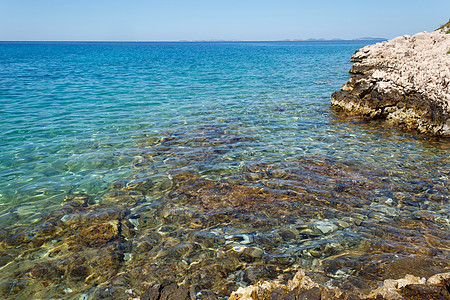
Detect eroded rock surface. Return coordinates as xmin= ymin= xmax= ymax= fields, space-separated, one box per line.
xmin=331 ymin=26 xmax=450 ymax=136
xmin=230 ymin=271 xmax=450 ymax=300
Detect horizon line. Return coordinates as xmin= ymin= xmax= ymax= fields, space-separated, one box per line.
xmin=0 ymin=37 xmax=388 ymax=43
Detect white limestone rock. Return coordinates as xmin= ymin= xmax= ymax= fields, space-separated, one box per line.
xmin=332 ymin=26 xmax=450 ymax=136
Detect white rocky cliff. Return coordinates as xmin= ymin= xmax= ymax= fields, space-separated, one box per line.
xmin=331 ymin=24 xmax=450 ymax=136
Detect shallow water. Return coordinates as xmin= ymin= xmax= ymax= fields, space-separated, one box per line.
xmin=0 ymin=41 xmax=448 ymax=299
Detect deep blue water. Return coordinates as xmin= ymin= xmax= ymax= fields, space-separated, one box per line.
xmin=0 ymin=41 xmax=448 ymax=224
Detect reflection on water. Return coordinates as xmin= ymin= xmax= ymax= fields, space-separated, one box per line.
xmin=1 ymin=41 xmax=449 ymax=299
xmin=0 ymin=123 xmax=448 ymax=299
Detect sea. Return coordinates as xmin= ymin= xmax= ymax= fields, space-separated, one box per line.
xmin=0 ymin=41 xmax=449 ymax=299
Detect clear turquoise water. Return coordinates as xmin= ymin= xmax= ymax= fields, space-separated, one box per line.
xmin=1 ymin=41 xmax=449 ymax=298
xmin=0 ymin=41 xmax=448 ymax=223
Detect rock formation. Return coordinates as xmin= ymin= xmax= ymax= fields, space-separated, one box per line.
xmin=230 ymin=270 xmax=450 ymax=300
xmin=331 ymin=24 xmax=450 ymax=136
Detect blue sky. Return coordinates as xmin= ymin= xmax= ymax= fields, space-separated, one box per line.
xmin=0 ymin=0 xmax=449 ymax=41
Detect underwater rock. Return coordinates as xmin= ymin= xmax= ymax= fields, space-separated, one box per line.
xmin=1 ymin=219 xmax=61 ymax=248
xmin=141 ymin=283 xmax=163 ymax=300
xmin=141 ymin=283 xmax=191 ymax=300
xmin=159 ymin=283 xmax=190 ymax=300
xmin=77 ymin=220 xmax=119 ymax=247
xmin=243 ymin=265 xmax=278 ymax=284
xmin=101 ymin=190 xmax=145 ymax=205
xmin=313 ymin=221 xmax=339 ymax=235
xmin=0 ymin=141 xmax=448 ymax=299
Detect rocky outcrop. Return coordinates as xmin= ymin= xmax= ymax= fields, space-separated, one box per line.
xmin=331 ymin=25 xmax=450 ymax=136
xmin=230 ymin=270 xmax=450 ymax=300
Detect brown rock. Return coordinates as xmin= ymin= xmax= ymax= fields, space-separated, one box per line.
xmin=141 ymin=283 xmax=163 ymax=300
xmin=399 ymin=284 xmax=450 ymax=299
xmin=297 ymin=287 xmax=322 ymax=300
xmin=268 ymin=287 xmax=288 ymax=300
xmin=244 ymin=265 xmax=278 ymax=284
xmin=160 ymin=283 xmax=190 ymax=300
xmin=77 ymin=220 xmax=119 ymax=247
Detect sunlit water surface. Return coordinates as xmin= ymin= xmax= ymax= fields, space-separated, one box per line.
xmin=0 ymin=41 xmax=448 ymax=299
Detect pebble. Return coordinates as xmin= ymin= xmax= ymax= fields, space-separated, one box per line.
xmin=232 ymin=245 xmax=245 ymax=253
xmin=243 ymin=247 xmax=264 ymax=259
xmin=338 ymin=221 xmax=350 ymax=228
xmin=124 ymin=253 xmax=133 ymax=262
xmin=128 ymin=218 xmax=139 ymax=230
xmin=314 ymin=221 xmax=338 ymax=235
xmin=224 ymin=234 xmax=253 ymax=245
xmin=385 ymin=198 xmax=396 ymax=207
xmin=308 ymin=248 xmax=322 ymax=258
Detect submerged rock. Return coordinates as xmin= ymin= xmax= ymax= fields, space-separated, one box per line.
xmin=141 ymin=283 xmax=190 ymax=300
xmin=331 ymin=24 xmax=450 ymax=136
xmin=0 ymin=125 xmax=448 ymax=299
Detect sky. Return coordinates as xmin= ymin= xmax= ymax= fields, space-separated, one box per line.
xmin=0 ymin=0 xmax=449 ymax=41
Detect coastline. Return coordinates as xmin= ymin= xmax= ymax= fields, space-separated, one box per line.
xmin=331 ymin=25 xmax=450 ymax=136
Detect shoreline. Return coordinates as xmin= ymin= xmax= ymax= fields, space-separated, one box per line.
xmin=331 ymin=25 xmax=450 ymax=136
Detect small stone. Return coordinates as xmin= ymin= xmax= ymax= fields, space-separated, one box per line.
xmin=70 ymin=265 xmax=89 ymax=277
xmin=385 ymin=198 xmax=396 ymax=206
xmin=297 ymin=287 xmax=321 ymax=300
xmin=268 ymin=287 xmax=287 ymax=300
xmin=314 ymin=221 xmax=338 ymax=235
xmin=218 ymin=282 xmax=238 ymax=297
xmin=353 ymin=218 xmax=363 ymax=226
xmin=128 ymin=218 xmax=139 ymax=230
xmin=338 ymin=220 xmax=350 ymax=228
xmin=298 ymin=229 xmax=321 ymax=237
xmin=159 ymin=283 xmax=190 ymax=300
xmin=243 ymin=265 xmax=277 ymax=284
xmin=124 ymin=253 xmax=132 ymax=262
xmin=231 ymin=245 xmax=245 ymax=254
xmin=224 ymin=234 xmax=253 ymax=245
xmin=141 ymin=284 xmax=162 ymax=300
xmin=308 ymin=248 xmax=322 ymax=258
xmin=245 ymin=247 xmax=264 ymax=259
xmin=78 ymin=294 xmax=89 ymax=300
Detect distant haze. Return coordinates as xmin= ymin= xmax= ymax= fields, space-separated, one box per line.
xmin=0 ymin=0 xmax=449 ymax=41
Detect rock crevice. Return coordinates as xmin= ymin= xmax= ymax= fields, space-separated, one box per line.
xmin=331 ymin=26 xmax=450 ymax=136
